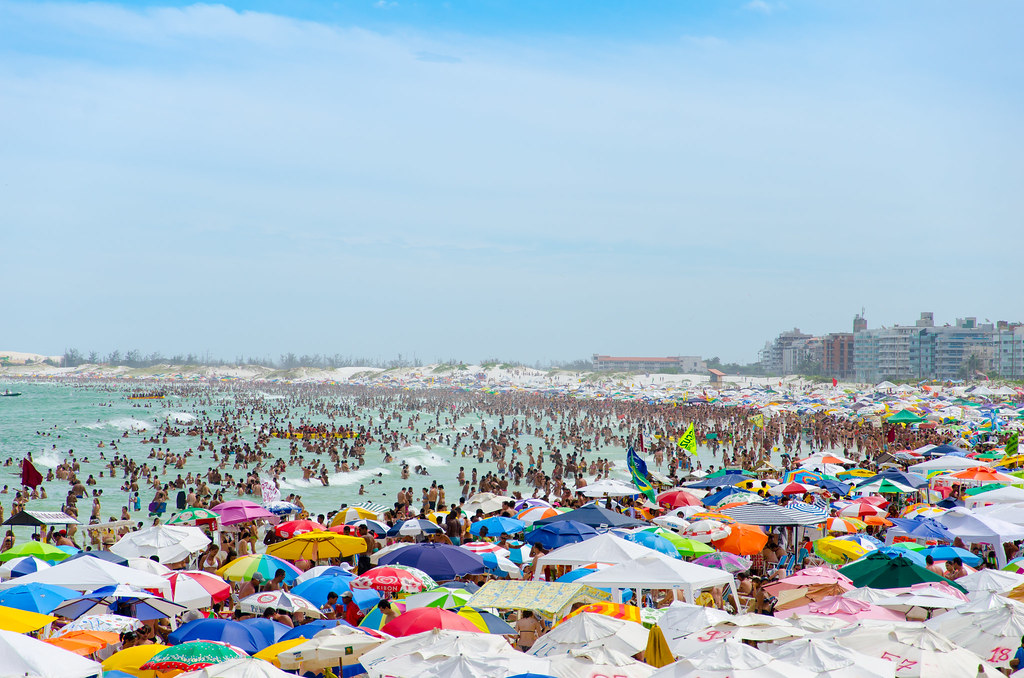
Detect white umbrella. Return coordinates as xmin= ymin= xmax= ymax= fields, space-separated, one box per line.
xmin=548 ymin=646 xmax=655 ymax=678
xmin=769 ymin=637 xmax=895 ymax=678
xmin=670 ymin=615 xmax=805 ymax=656
xmin=528 ymin=612 xmax=648 ymax=658
xmin=359 ymin=628 xmax=517 ymax=675
xmin=650 ymin=640 xmax=815 ymax=678
xmin=277 ymin=628 xmax=390 ymax=671
xmin=369 ymin=542 xmax=413 ymax=565
xmin=126 ymin=557 xmax=172 ymax=575
xmin=238 ymin=591 xmax=321 ymax=617
xmin=0 ymin=556 xmax=51 ymax=580
xmin=0 ymin=555 xmax=171 ymax=596
xmin=176 ymin=657 xmax=294 ymax=678
xmin=110 ymin=525 xmax=211 ymax=564
xmin=579 ymin=478 xmax=640 ymax=498
xmin=0 ymin=628 xmax=102 ymax=678
xmin=295 ymin=563 xmax=354 ymax=584
xmin=371 ymin=650 xmax=549 ymax=678
xmin=958 ymin=568 xmax=1024 ymax=593
xmin=463 ymin=492 xmax=512 ymax=514
xmin=926 ymin=600 xmax=1024 ymax=670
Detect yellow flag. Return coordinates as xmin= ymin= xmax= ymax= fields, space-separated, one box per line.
xmin=678 ymin=423 xmax=697 ymax=455
xmin=751 ymin=414 xmax=765 ymax=429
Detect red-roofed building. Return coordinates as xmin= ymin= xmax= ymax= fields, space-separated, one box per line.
xmin=708 ymin=368 xmax=726 ymax=386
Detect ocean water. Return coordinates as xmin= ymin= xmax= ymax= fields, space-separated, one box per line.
xmin=0 ymin=380 xmax=710 ymax=530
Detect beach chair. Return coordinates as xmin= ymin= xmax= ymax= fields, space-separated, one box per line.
xmin=781 ymin=554 xmax=796 ymax=577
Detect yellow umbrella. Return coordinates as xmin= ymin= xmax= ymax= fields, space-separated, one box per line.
xmin=267 ymin=531 xmax=367 ymax=561
xmin=0 ymin=604 xmax=56 ymax=633
xmin=813 ymin=537 xmax=869 ymax=565
xmin=644 ymin=624 xmax=674 ymax=668
xmin=101 ymin=643 xmax=170 ymax=678
xmin=329 ymin=507 xmax=377 ymax=526
xmin=254 ymin=638 xmax=308 ymax=667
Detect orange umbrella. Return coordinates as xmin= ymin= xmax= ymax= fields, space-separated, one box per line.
xmin=691 ymin=512 xmax=736 ymax=524
xmin=945 ymin=467 xmax=1018 ymax=483
xmin=863 ymin=515 xmax=893 ymax=527
xmin=711 ymin=522 xmax=768 ymax=556
xmin=45 ymin=630 xmax=119 ymax=655
xmin=557 ymin=602 xmax=641 ymax=626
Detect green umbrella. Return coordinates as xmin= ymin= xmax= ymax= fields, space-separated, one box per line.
xmin=839 ymin=552 xmax=966 ymax=592
xmin=886 ymin=409 xmax=927 ymax=424
xmin=166 ymin=507 xmax=221 ymax=525
xmin=402 ymin=586 xmax=473 ymax=609
xmin=141 ymin=640 xmax=247 ymax=672
xmin=0 ymin=541 xmax=70 ymax=563
xmin=637 ymin=528 xmax=715 ymax=558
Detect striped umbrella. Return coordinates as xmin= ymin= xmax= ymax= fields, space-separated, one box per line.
xmin=480 ymin=552 xmax=523 ymax=579
xmin=826 ymin=516 xmax=867 ymax=534
xmin=689 ymin=512 xmax=737 ymax=524
xmin=350 ymin=566 xmax=436 ymax=594
xmin=680 ymin=520 xmax=730 ymax=543
xmin=900 ymin=503 xmax=946 ymax=519
xmin=460 ymin=541 xmax=509 ymax=556
xmin=402 ymin=587 xmax=473 ymax=609
xmin=557 ymin=602 xmax=641 ymax=626
xmin=0 ymin=556 xmax=51 ymax=579
xmin=141 ymin=640 xmax=247 ymax=672
xmin=217 ymin=555 xmax=302 ymax=583
xmin=504 ymin=541 xmax=532 ymax=564
xmin=456 ymin=607 xmax=514 ymax=634
xmin=330 ymin=507 xmax=380 ymax=526
xmin=163 ymin=570 xmax=231 ymax=609
xmin=275 ymin=520 xmax=326 ymax=538
xmin=517 ymin=506 xmax=560 ymax=524
xmin=344 ymin=519 xmax=389 ymax=538
xmin=358 ymin=602 xmax=407 ymax=630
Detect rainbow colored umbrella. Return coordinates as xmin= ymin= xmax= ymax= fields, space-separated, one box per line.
xmin=557 ymin=602 xmax=641 ymax=626
xmin=402 ymin=587 xmax=473 ymax=609
xmin=217 ymin=554 xmax=301 ymax=583
xmin=826 ymin=516 xmax=867 ymax=533
xmin=358 ymin=601 xmax=407 ymax=630
xmin=141 ymin=640 xmax=247 ymax=672
xmin=456 ymin=607 xmax=515 ymax=634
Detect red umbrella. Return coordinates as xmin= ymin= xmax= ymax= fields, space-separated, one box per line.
xmin=838 ymin=503 xmax=887 ymax=519
xmin=381 ymin=607 xmax=482 ymax=637
xmin=657 ymin=489 xmax=701 ymax=508
xmin=275 ymin=520 xmax=326 ymax=538
xmin=163 ymin=570 xmax=231 ymax=608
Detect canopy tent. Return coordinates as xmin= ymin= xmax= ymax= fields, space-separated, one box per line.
xmin=965 ymin=485 xmax=1024 ymax=508
xmin=936 ymin=508 xmax=1024 ymax=568
xmin=909 ymin=456 xmax=988 ymax=474
xmin=1 ymin=510 xmax=80 ymax=528
xmin=577 ymin=554 xmax=739 ymax=608
xmin=465 ymin=580 xmax=611 ymax=621
xmin=535 ymin=532 xmax=662 ymax=572
xmin=0 ymin=554 xmax=171 ymax=596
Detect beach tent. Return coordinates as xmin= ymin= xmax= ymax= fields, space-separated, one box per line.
xmin=936 ymin=508 xmax=1024 ymax=567
xmin=0 ymin=553 xmax=171 ymax=596
xmin=465 ymin=580 xmax=610 ymax=621
xmin=535 ymin=532 xmax=661 ymax=571
xmin=966 ymin=485 xmax=1024 ymax=508
xmin=577 ymin=554 xmax=738 ymax=608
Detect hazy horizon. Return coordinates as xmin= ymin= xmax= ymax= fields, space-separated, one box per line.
xmin=3 ymin=1 xmax=1022 ymax=364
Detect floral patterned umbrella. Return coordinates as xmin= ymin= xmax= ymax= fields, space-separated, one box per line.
xmin=165 ymin=507 xmax=221 ymax=525
xmin=55 ymin=613 xmax=142 ymax=636
xmin=693 ymin=552 xmax=753 ymax=573
xmin=349 ymin=565 xmax=436 ymax=593
xmin=140 ymin=640 xmax=247 ymax=672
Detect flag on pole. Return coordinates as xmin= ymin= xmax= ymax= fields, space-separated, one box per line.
xmin=626 ymin=446 xmax=656 ymax=502
xmin=751 ymin=414 xmax=765 ymax=429
xmin=20 ymin=458 xmax=42 ymax=489
xmin=1007 ymin=432 xmax=1019 ymax=457
xmin=260 ymin=474 xmax=281 ymax=504
xmin=678 ymin=423 xmax=697 ymax=456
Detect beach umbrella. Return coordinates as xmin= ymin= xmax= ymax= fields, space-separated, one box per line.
xmin=211 ymin=500 xmax=274 ymax=525
xmin=549 ymin=645 xmax=655 ymax=678
xmin=101 ymin=643 xmax=170 ymax=677
xmin=56 ymin=613 xmax=143 ymax=636
xmin=900 ymin=504 xmax=946 ymax=519
xmin=111 ymin=525 xmax=211 ymax=564
xmin=479 ymin=551 xmax=523 ymax=579
xmin=470 ymin=516 xmax=526 ymax=537
xmin=0 ymin=629 xmax=103 ymax=678
xmin=837 ymin=503 xmax=889 ymax=519
xmin=712 ymin=523 xmax=768 ymax=556
xmin=343 ymin=518 xmax=389 ymax=537
xmin=525 ymin=520 xmax=599 ymax=549
xmin=279 ymin=618 xmax=360 ymax=642
xmin=517 ymin=506 xmax=560 ymax=524
xmin=386 ymin=518 xmax=443 ymax=538
xmin=166 ymin=656 xmax=295 ymax=677
xmin=813 ymin=537 xmax=871 ymax=565
xmin=403 ymin=587 xmax=474 ymax=610
xmin=372 ymin=648 xmax=550 ymax=678
xmin=618 ymin=531 xmax=681 ymax=558
xmin=515 ymin=498 xmax=553 ymax=511
xmin=166 ymin=507 xmax=221 ymax=525
xmin=54 ymin=584 xmax=187 ymax=621
xmin=267 ymin=531 xmax=367 ymax=561
xmin=777 ymin=594 xmax=904 ymax=623
xmin=351 ymin=565 xmax=437 ymax=593
xmin=330 ymin=507 xmax=380 ymax=526
xmin=0 ymin=541 xmax=69 ymax=563
xmin=0 ymin=555 xmax=51 ymax=579
xmin=769 ymin=482 xmax=823 ymax=496
xmin=239 ymin=618 xmax=291 ymax=647
xmin=918 ymin=545 xmax=982 ymax=567
xmin=559 ymin=602 xmax=642 ymax=626
xmin=680 ymin=520 xmax=730 ymax=543
xmin=358 ymin=601 xmax=407 ymax=630
xmin=0 ymin=604 xmax=56 ymax=633
xmin=534 ymin=504 xmax=645 ymax=529
xmin=276 ymin=627 xmax=389 ymax=671
xmin=926 ymin=600 xmax=1024 ymax=669
xmin=528 ymin=612 xmax=649 ymax=658
xmin=381 ymin=607 xmax=482 ymax=637
xmin=768 ymin=637 xmax=897 ymax=678
xmin=141 ymin=640 xmax=248 ymax=672
xmin=652 ymin=515 xmax=692 ymax=531
xmin=251 ymin=638 xmax=307 ymax=667
xmin=291 ymin=574 xmax=380 ymax=609
xmin=693 ymin=552 xmax=752 ymax=573
xmin=764 ymin=567 xmax=853 ymax=595
xmin=376 ymin=543 xmax=485 ymax=580
xmin=263 ymin=501 xmax=301 ymax=516
xmin=274 ymin=519 xmax=326 ymax=538
xmin=128 ymin=557 xmax=173 ymax=575
xmin=463 ymin=492 xmax=513 ymax=514
xmin=238 ymin=590 xmax=321 ymax=618
xmin=840 ymin=552 xmax=965 ymax=592
xmin=826 ymin=517 xmax=867 ymax=534
xmin=773 ymin=583 xmax=854 ymax=612
xmin=216 ymin=555 xmax=301 ymax=583
xmin=657 ymin=489 xmax=702 ymax=508
xmin=45 ymin=629 xmax=119 ymax=656
xmin=959 ymin=568 xmax=1024 ymax=593
xmin=650 ymin=640 xmax=814 ymax=678
xmin=455 ymin=607 xmax=515 ymax=634
xmin=163 ymin=570 xmax=232 ymax=609
xmin=168 ymin=618 xmax=269 ymax=654
xmin=460 ymin=541 xmax=509 ymax=555
xmin=65 ymin=550 xmax=129 ymax=566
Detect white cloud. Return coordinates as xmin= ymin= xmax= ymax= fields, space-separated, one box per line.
xmin=744 ymin=0 xmax=780 ymax=14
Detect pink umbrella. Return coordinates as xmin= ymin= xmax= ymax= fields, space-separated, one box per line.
xmin=778 ymin=595 xmax=904 ymax=623
xmin=211 ymin=500 xmax=274 ymax=526
xmin=764 ymin=567 xmax=853 ymax=595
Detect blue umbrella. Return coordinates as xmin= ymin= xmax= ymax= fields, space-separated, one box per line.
xmin=470 ymin=516 xmax=526 ymax=537
xmin=617 ymin=531 xmax=680 ymax=558
xmin=533 ymin=505 xmax=643 ymax=529
xmin=239 ymin=618 xmax=290 ymax=646
xmin=919 ymin=545 xmax=982 ymax=567
xmin=6 ymin=556 xmax=50 ymax=578
xmin=386 ymin=519 xmax=442 ymax=538
xmin=377 ymin=543 xmax=485 ymax=580
xmin=685 ymin=474 xmax=750 ymax=489
xmin=168 ymin=618 xmax=269 ymax=654
xmin=279 ymin=618 xmax=354 ymax=642
xmin=64 ymin=550 xmax=128 ymax=566
xmin=56 ymin=545 xmax=80 ymax=557
xmin=291 ymin=575 xmax=381 ymax=609
xmin=525 ymin=521 xmax=598 ymax=550
xmin=813 ymin=479 xmax=851 ymax=496
xmin=702 ymin=487 xmax=756 ymax=507
xmin=888 ymin=517 xmax=956 ymax=542
xmin=0 ymin=583 xmax=77 ymax=614
xmin=876 ymin=546 xmax=928 ymax=567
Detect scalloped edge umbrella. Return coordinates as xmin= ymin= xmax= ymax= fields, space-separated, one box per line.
xmin=380 ymin=607 xmax=482 ymax=636
xmin=140 ymin=640 xmax=248 ymax=672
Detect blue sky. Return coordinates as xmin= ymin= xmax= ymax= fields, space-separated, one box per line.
xmin=1 ymin=1 xmax=1022 ymax=365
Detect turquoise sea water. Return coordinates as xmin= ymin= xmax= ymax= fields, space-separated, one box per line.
xmin=0 ymin=380 xmax=704 ymax=532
